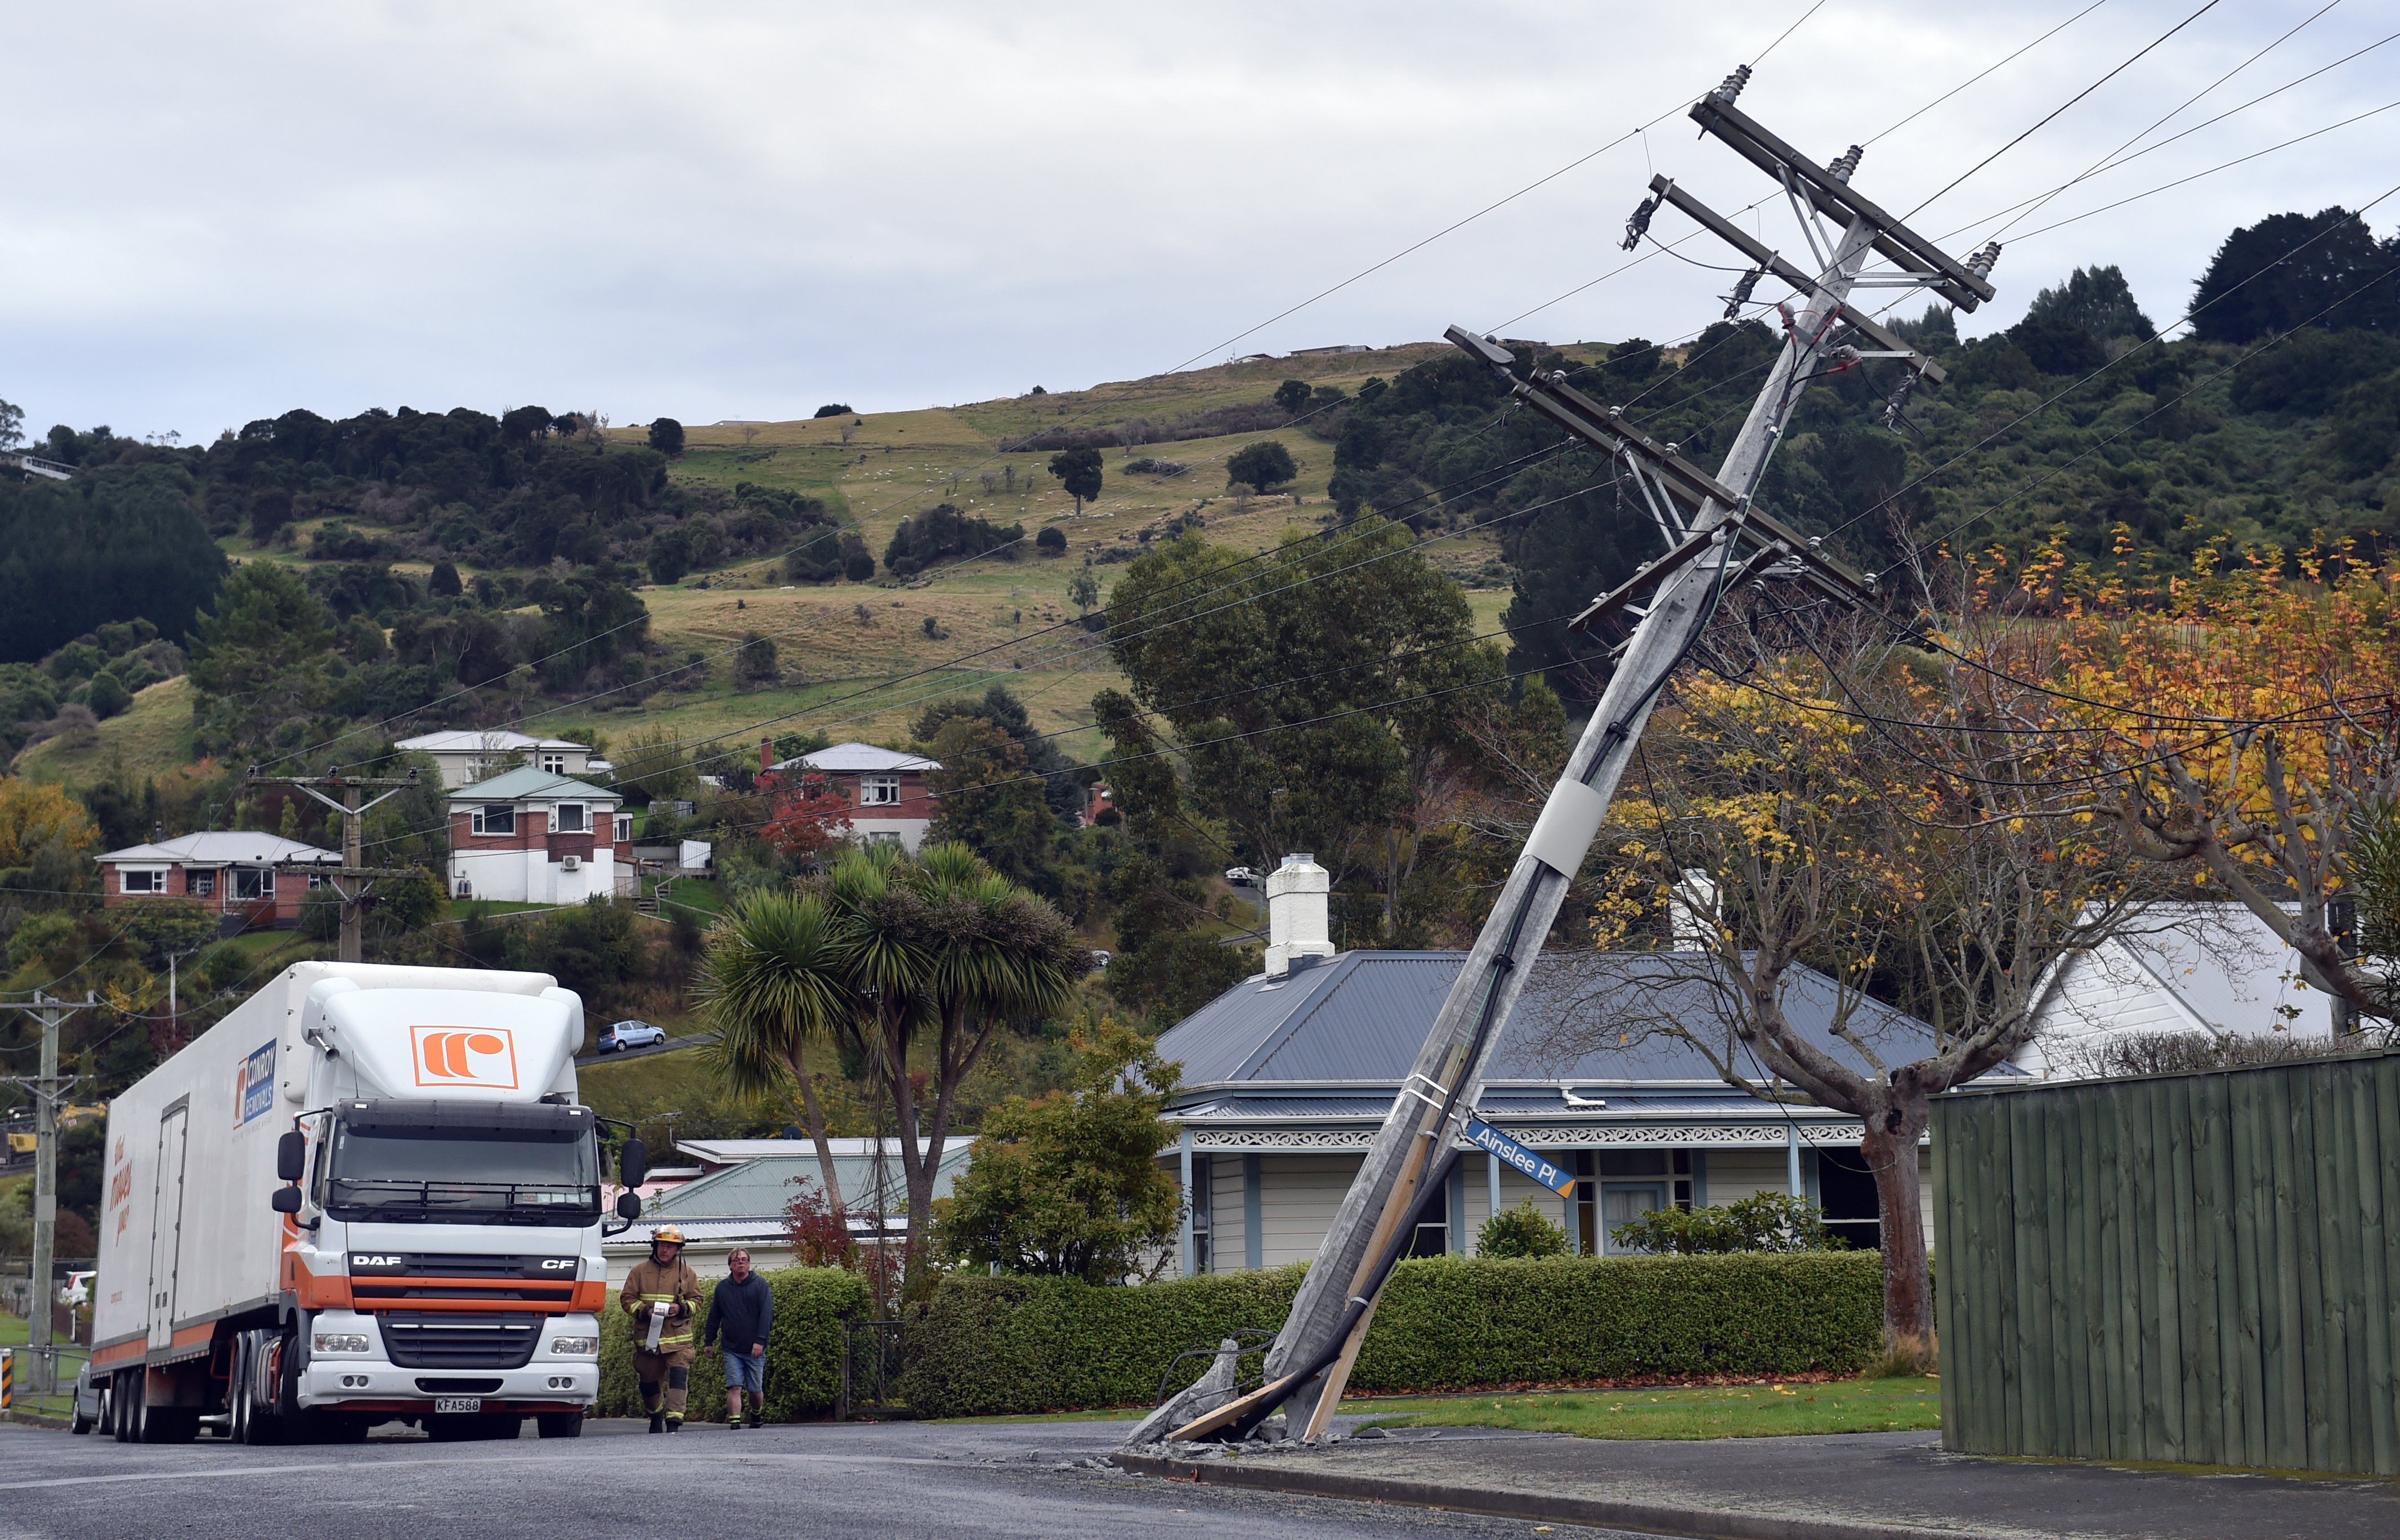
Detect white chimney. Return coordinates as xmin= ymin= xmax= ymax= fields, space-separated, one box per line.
xmin=1670 ymin=868 xmax=1718 ymax=952
xmin=1264 ymin=853 xmax=1336 ymax=978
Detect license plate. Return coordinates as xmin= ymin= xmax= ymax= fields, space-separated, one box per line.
xmin=435 ymin=1397 xmax=482 ymax=1414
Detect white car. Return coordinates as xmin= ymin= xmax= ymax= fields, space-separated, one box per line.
xmin=597 ymin=1020 xmax=666 ymax=1054
xmin=1224 ymin=867 xmax=1260 ymax=887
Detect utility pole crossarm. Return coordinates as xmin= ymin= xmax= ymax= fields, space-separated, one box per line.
xmin=1643 ymin=178 xmax=1947 ymax=384
xmin=1688 ymin=93 xmax=1997 ymax=311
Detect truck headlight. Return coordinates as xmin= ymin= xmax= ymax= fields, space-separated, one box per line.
xmin=549 ymin=1336 xmax=598 ymax=1355
xmin=312 ymin=1333 xmax=371 ymax=1354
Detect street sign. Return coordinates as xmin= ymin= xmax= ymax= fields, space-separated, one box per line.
xmin=1463 ymin=1117 xmax=1574 ymax=1197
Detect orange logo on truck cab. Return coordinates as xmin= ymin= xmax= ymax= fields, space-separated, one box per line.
xmin=409 ymin=1025 xmax=520 ymax=1089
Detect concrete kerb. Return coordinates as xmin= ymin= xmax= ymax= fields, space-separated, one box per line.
xmin=1109 ymin=1451 xmax=2011 ymax=1540
xmin=1 ymin=1410 xmax=73 ymax=1431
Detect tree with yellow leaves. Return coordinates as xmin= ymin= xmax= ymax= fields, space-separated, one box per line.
xmin=1527 ymin=604 xmax=2157 ymax=1350
xmin=2045 ymin=541 xmax=2400 ymax=1022
xmin=0 ymin=776 xmax=97 ymax=873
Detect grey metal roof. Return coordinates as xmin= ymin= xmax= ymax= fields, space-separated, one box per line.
xmin=448 ymin=765 xmax=621 ymax=805
xmin=1156 ymin=950 xmax=1956 ymax=1095
xmin=644 ymin=1143 xmax=977 ymax=1220
xmin=98 ymin=831 xmax=339 ymax=866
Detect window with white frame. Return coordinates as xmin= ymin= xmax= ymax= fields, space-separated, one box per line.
xmin=613 ymin=813 xmax=632 ymax=843
xmin=540 ymin=752 xmax=567 ymax=775
xmin=187 ymin=869 xmax=215 ymax=898
xmin=118 ymin=866 xmax=168 ymax=894
xmin=231 ymin=867 xmax=274 ymax=901
xmin=553 ymin=803 xmax=588 ymax=834
xmin=860 ymin=774 xmax=902 ymax=806
xmin=471 ymin=805 xmax=516 ymax=836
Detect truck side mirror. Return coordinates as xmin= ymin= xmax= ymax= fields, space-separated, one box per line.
xmin=276 ymin=1132 xmax=306 ymax=1183
xmin=619 ymin=1137 xmax=648 ymax=1189
xmin=615 ymin=1191 xmax=642 ymax=1221
xmin=270 ymin=1186 xmax=303 ymax=1214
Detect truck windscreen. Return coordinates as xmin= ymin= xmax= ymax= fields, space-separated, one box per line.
xmin=325 ymin=1123 xmax=600 ymax=1225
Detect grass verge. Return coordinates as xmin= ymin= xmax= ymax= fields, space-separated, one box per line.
xmin=1344 ymin=1376 xmax=1942 ymax=1440
xmin=926 ymin=1376 xmax=1942 ymax=1439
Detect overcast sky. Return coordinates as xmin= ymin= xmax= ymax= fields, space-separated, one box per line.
xmin=3 ymin=1 xmax=2392 ymax=443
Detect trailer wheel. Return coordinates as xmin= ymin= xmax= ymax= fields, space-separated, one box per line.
xmin=110 ymin=1372 xmax=135 ymax=1442
xmin=536 ymin=1412 xmax=585 ymax=1439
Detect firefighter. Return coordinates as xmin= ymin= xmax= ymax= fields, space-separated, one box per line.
xmin=621 ymin=1224 xmax=705 ymax=1432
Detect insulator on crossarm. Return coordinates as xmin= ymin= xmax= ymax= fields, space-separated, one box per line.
xmin=1881 ymin=370 xmax=1922 ymax=432
xmin=1711 ymin=65 xmax=1752 ymax=103
xmin=1721 ymin=266 xmax=1763 ymax=320
xmin=1966 ymin=241 xmax=2002 ymax=279
xmin=1621 ymin=191 xmax=1662 ymax=252
xmin=1827 ymin=145 xmax=1863 ymax=183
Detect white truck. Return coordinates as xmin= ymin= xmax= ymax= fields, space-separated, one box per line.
xmin=87 ymin=961 xmax=652 ymax=1444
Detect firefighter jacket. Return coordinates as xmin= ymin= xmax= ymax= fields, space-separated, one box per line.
xmin=621 ymin=1255 xmax=705 ymax=1350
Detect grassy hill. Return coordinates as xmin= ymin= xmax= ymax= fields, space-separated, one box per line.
xmin=588 ymin=342 xmax=1530 ymax=758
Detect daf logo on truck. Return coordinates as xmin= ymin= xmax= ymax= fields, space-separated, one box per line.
xmin=410 ymin=1024 xmax=520 ymax=1090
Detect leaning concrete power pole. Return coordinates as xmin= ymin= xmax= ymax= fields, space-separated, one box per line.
xmin=1166 ymin=66 xmax=1997 ymax=1445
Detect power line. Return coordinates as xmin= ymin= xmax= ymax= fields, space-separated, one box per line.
xmin=1904 ymin=0 xmax=2226 ymax=220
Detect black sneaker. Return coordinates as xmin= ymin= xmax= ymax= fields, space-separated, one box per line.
xmin=647 ymin=1413 xmax=665 ymax=1434
xmin=666 ymin=1417 xmax=683 ymax=1434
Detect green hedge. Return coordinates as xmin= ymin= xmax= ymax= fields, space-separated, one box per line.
xmin=598 ymin=1267 xmax=871 ymax=1422
xmin=898 ymin=1267 xmax=1305 ymax=1418
xmin=1350 ymin=1251 xmax=1883 ymax=1392
xmin=898 ymin=1252 xmax=1883 ymax=1419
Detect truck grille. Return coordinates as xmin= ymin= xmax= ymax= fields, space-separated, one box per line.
xmin=380 ymin=1314 xmax=542 ymax=1369
xmin=347 ymin=1253 xmax=581 ymax=1306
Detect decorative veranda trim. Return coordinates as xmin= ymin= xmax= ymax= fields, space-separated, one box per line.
xmin=1184 ymin=1122 xmax=1870 ymax=1153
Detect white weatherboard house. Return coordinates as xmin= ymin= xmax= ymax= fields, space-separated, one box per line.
xmin=1152 ymin=854 xmax=1970 ymax=1276
xmin=446 ymin=765 xmax=628 ymax=904
xmin=396 ymin=729 xmax=607 ymax=790
xmin=2014 ymin=902 xmax=2341 ymax=1079
xmin=599 ymin=1137 xmax=976 ymax=1284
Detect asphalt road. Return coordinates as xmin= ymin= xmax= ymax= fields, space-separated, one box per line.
xmin=574 ymin=1029 xmax=716 ymax=1068
xmin=0 ymin=1417 xmax=1638 ymax=1540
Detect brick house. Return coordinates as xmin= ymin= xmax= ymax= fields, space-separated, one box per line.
xmin=446 ymin=766 xmax=629 ymax=905
xmin=95 ymin=832 xmax=340 ymax=932
xmin=768 ymin=742 xmax=942 ymax=852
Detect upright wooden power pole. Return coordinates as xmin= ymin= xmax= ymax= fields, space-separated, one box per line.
xmin=1 ymin=992 xmax=93 ymax=1394
xmin=1168 ymin=66 xmax=1998 ymax=1445
xmin=245 ymin=766 xmax=423 ymax=962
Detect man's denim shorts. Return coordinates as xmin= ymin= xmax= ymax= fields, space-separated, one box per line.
xmin=723 ymin=1350 xmax=765 ymax=1391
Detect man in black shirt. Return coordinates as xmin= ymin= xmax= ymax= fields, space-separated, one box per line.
xmin=704 ymin=1249 xmax=774 ymax=1428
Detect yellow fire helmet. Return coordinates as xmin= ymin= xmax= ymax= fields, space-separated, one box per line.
xmin=651 ymin=1225 xmax=686 ymax=1247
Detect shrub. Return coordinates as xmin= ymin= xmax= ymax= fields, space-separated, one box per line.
xmin=1125 ymin=458 xmax=1187 ymax=477
xmin=599 ymin=1266 xmax=871 ymax=1421
xmin=82 ymin=670 xmax=131 ymax=720
xmin=1035 ymin=526 xmax=1067 ymax=556
xmin=1477 ymin=1198 xmax=1570 ymax=1259
xmin=1225 ymin=440 xmax=1297 ymax=491
xmin=647 ymin=417 xmax=686 ymax=455
xmin=1608 ymin=1192 xmax=1846 ymax=1255
xmin=814 ymin=404 xmax=854 ymax=419
xmin=896 ymin=1251 xmax=1883 ymax=1417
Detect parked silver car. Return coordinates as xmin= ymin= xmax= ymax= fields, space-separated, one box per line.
xmin=597 ymin=1019 xmax=666 ymax=1053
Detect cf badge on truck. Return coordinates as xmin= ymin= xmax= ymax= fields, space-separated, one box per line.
xmin=409 ymin=1025 xmax=520 ymax=1090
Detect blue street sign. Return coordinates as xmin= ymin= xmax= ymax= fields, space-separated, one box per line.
xmin=1463 ymin=1116 xmax=1575 ymax=1197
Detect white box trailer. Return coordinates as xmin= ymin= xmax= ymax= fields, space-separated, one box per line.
xmin=89 ymin=961 xmax=650 ymax=1444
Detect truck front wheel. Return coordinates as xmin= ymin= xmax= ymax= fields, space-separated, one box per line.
xmin=536 ymin=1411 xmax=585 ymax=1439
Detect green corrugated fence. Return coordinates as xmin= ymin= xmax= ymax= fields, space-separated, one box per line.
xmin=1934 ymin=1047 xmax=2400 ymax=1475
